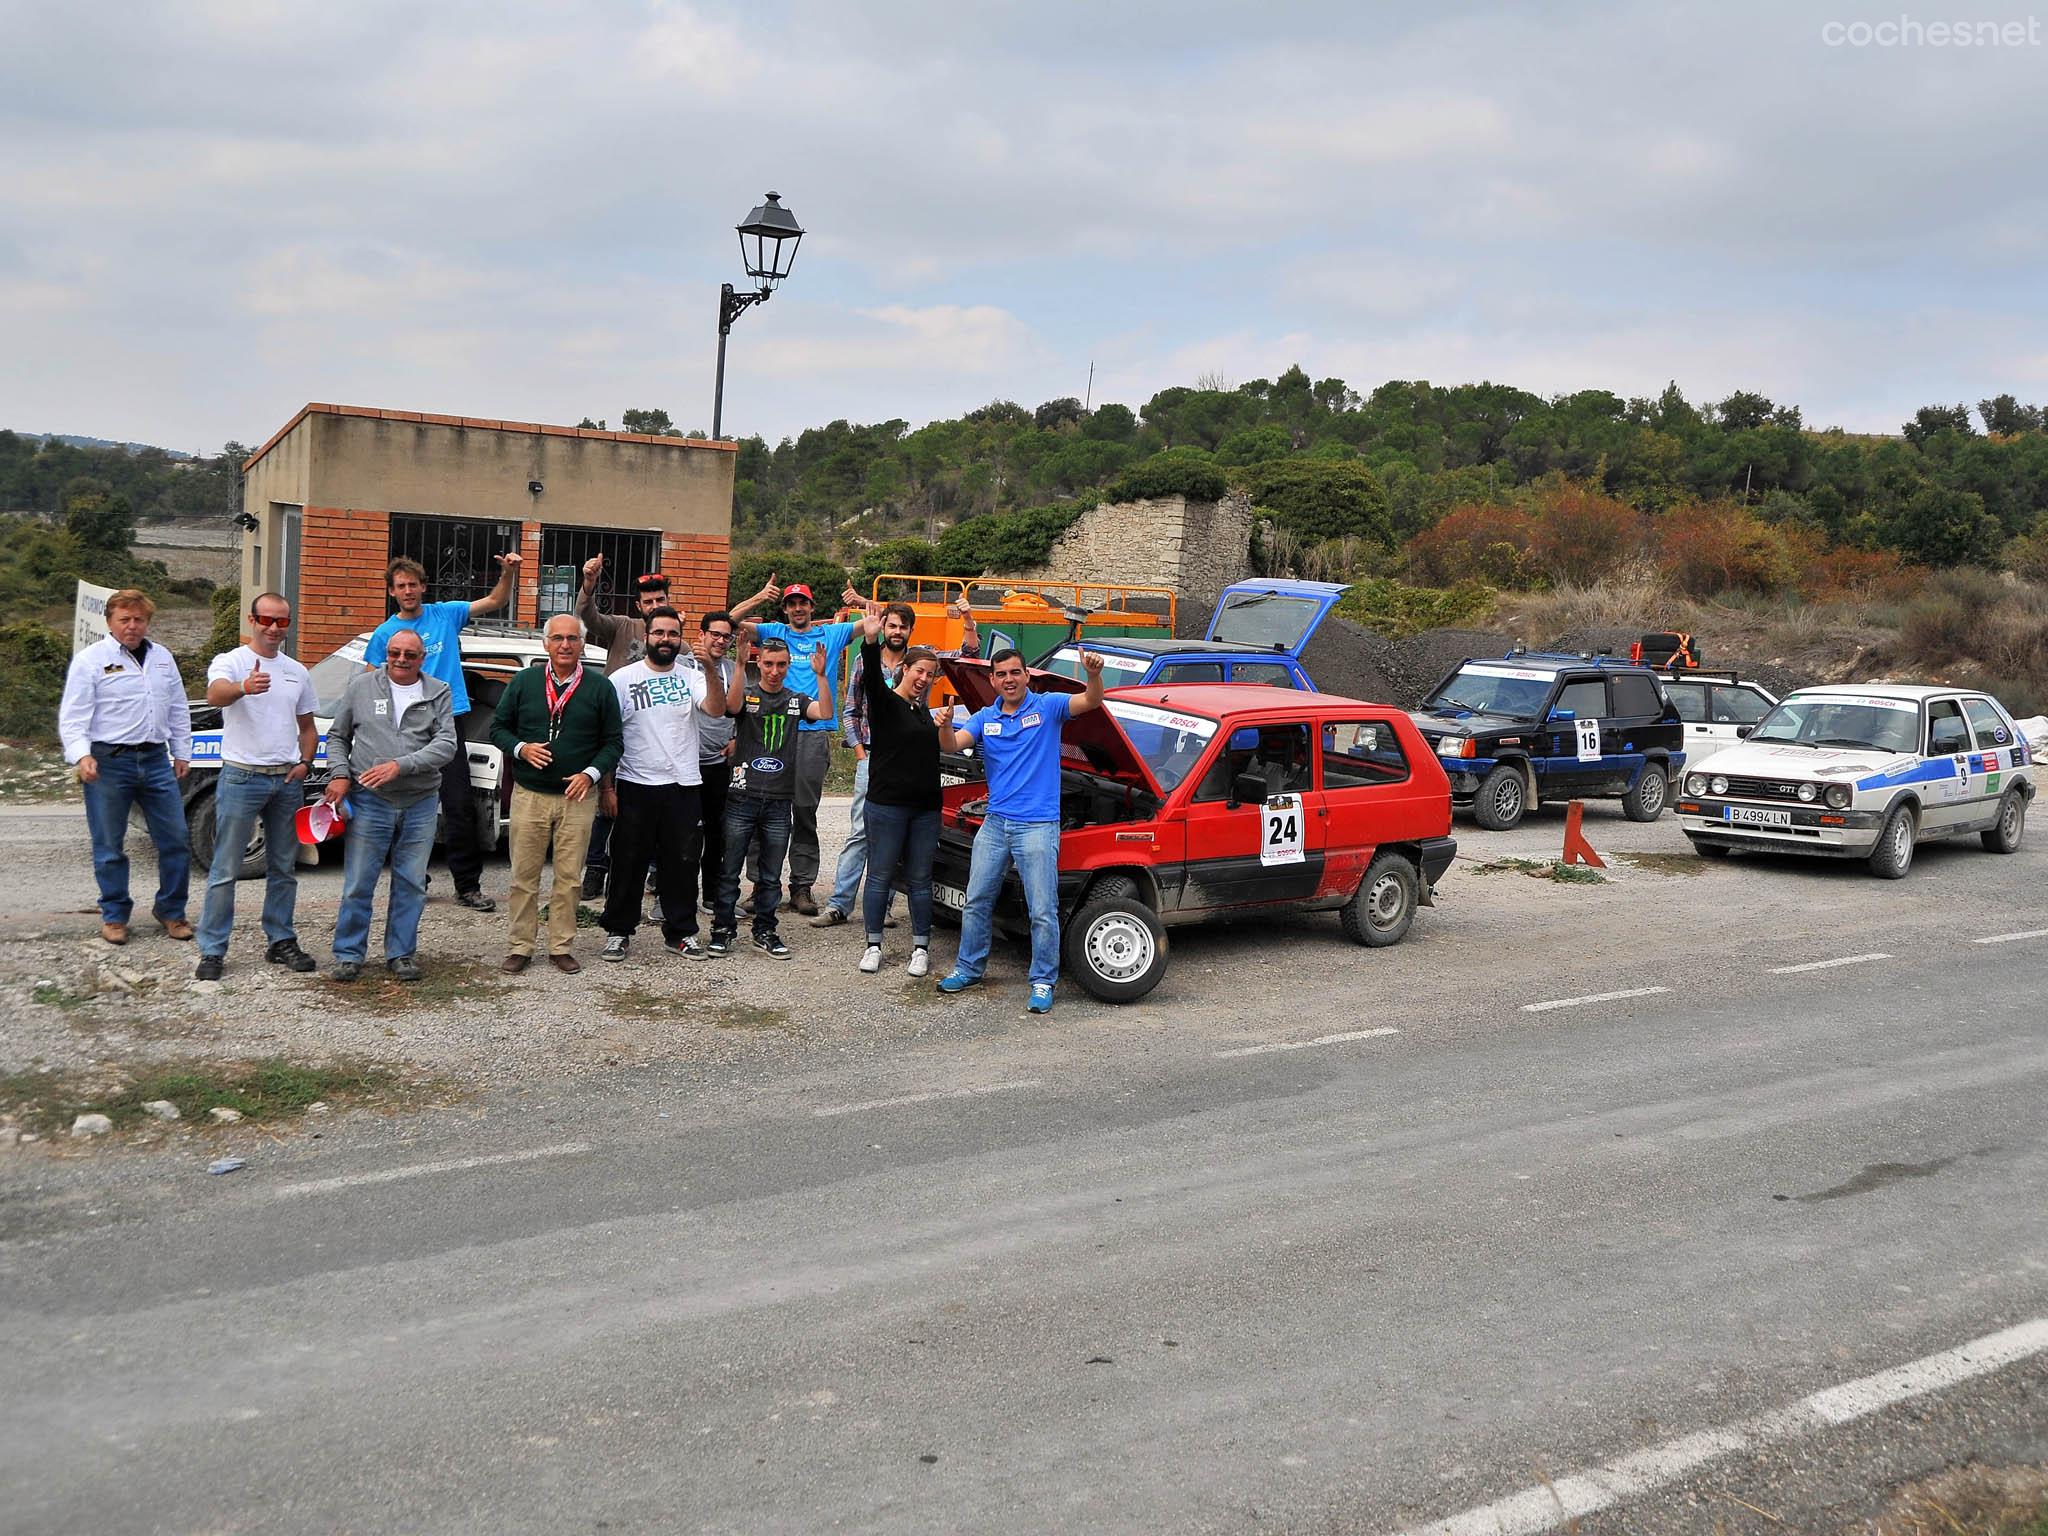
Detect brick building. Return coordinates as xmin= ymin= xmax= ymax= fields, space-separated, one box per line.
xmin=238 ymin=403 xmax=736 ymax=662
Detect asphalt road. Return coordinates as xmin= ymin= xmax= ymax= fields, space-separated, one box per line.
xmin=3 ymin=797 xmax=2046 ymax=1533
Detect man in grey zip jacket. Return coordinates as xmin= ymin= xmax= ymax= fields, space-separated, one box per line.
xmin=322 ymin=630 xmax=459 ymax=981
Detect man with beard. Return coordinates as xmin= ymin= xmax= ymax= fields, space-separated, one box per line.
xmin=812 ymin=593 xmax=978 ymax=929
xmin=577 ymin=556 xmax=674 ymax=900
xmin=597 ymin=608 xmax=727 ymax=963
xmin=364 ymin=551 xmax=522 ymax=913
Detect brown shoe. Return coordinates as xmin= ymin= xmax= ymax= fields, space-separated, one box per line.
xmin=99 ymin=921 xmax=129 ymax=946
xmin=157 ymin=916 xmax=194 ymax=942
xmin=500 ymin=953 xmax=531 ymax=974
xmin=789 ymin=884 xmax=819 ymax=917
xmin=549 ymin=953 xmax=582 ymax=975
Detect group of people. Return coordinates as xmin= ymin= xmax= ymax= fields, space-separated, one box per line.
xmin=58 ymin=557 xmax=1106 ymax=1013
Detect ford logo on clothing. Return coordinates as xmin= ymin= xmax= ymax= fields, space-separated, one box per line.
xmin=749 ymin=756 xmax=784 ymax=774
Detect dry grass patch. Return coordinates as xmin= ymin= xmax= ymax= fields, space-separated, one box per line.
xmin=1859 ymin=1462 xmax=2048 ymax=1536
xmin=313 ymin=957 xmax=511 ymax=1015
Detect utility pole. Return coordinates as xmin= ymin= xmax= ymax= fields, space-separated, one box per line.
xmin=1084 ymin=360 xmax=1094 ymax=413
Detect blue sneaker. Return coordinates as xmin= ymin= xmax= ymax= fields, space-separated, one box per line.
xmin=937 ymin=971 xmax=981 ymax=994
xmin=1027 ymin=984 xmax=1054 ymax=1015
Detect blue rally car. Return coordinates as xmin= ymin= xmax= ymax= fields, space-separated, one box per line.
xmin=1033 ymin=579 xmax=1349 ymax=692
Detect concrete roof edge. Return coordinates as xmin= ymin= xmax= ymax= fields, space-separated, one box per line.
xmin=243 ymin=403 xmax=740 ymax=472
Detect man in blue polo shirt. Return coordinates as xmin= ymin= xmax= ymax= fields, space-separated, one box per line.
xmin=729 ymin=572 xmax=861 ymax=916
xmin=363 ymin=552 xmax=520 ymax=912
xmin=938 ymin=646 xmax=1104 ymax=1015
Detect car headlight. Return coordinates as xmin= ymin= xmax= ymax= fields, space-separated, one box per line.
xmin=1436 ymin=736 xmax=1461 ymax=756
xmin=1796 ymin=782 xmax=1817 ymax=802
xmin=1825 ymin=783 xmax=1851 ymax=809
xmin=1686 ymin=774 xmax=1707 ymax=795
xmin=1710 ymin=775 xmax=1728 ymax=795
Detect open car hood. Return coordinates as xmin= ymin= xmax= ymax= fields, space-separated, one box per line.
xmin=941 ymin=657 xmax=1162 ymax=794
xmin=1204 ymin=579 xmax=1348 ymax=655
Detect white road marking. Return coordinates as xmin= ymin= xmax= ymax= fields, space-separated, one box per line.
xmin=1768 ymin=952 xmax=1892 ymax=974
xmin=1521 ymin=987 xmax=1669 ymax=1014
xmin=813 ymin=1080 xmax=1042 ymax=1118
xmin=270 ymin=1142 xmax=594 ymax=1199
xmin=1213 ymin=1027 xmax=1400 ymax=1059
xmin=1392 ymin=1317 xmax=2048 ymax=1536
xmin=1975 ymin=928 xmax=2048 ymax=944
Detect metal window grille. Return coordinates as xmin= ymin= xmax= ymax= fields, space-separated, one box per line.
xmin=387 ymin=515 xmax=519 ymax=612
xmin=537 ymin=526 xmax=663 ymax=619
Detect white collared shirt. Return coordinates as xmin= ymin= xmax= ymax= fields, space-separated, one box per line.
xmin=58 ymin=635 xmax=193 ymax=764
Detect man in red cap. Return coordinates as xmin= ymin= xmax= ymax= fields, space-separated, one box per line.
xmin=729 ymin=571 xmax=860 ymax=915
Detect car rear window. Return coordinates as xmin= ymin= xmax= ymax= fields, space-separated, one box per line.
xmin=1962 ymin=697 xmax=2012 ymax=749
xmin=1232 ymin=662 xmax=1296 ymax=688
xmin=1321 ymin=720 xmax=1409 ymax=787
xmin=1155 ymin=661 xmax=1223 ymax=684
xmin=1610 ymin=673 xmax=1663 ymax=719
xmin=1664 ymin=680 xmax=1706 ymax=723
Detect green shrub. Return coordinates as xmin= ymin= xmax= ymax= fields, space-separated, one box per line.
xmin=0 ymin=621 xmax=70 ymax=741
xmin=1241 ymin=459 xmax=1392 ymax=546
xmin=1336 ymin=578 xmax=1495 ymax=638
xmin=1102 ymin=449 xmax=1229 ymax=505
xmin=932 ymin=502 xmax=1087 ymax=574
xmin=725 ymin=551 xmax=855 ymax=613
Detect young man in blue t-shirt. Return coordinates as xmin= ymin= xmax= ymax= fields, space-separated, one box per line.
xmin=937 ymin=646 xmax=1105 ymax=1015
xmin=363 ymin=553 xmax=520 ymax=911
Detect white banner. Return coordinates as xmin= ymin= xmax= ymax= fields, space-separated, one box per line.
xmin=73 ymin=580 xmax=116 ymax=653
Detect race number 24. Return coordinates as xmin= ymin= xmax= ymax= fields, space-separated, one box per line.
xmin=1262 ymin=793 xmax=1305 ymax=866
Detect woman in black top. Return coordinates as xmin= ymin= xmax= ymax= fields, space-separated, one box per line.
xmin=853 ymin=611 xmax=946 ymax=976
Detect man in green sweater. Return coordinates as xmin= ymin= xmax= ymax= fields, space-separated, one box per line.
xmin=489 ymin=614 xmax=624 ymax=973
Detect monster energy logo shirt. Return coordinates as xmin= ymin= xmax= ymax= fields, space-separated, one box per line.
xmin=733 ymin=685 xmax=810 ymax=800
xmin=609 ymin=659 xmax=710 ymax=788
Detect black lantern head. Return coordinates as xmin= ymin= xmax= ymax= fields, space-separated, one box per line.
xmin=737 ymin=192 xmax=803 ymax=290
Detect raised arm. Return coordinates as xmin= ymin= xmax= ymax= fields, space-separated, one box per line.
xmin=468 ymin=550 xmax=523 ymax=618
xmin=1068 ymin=650 xmax=1106 ymax=716
xmin=805 ymin=642 xmax=836 ymax=723
xmin=575 ymin=556 xmax=622 ymax=646
xmin=728 ymin=571 xmax=781 ymax=622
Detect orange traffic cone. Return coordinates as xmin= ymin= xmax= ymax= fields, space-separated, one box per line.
xmin=1562 ymin=800 xmax=1605 ymax=869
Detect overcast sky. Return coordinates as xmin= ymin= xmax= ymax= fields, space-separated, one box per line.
xmin=4 ymin=0 xmax=2045 ymax=453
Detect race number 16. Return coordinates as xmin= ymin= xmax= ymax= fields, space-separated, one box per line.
xmin=1575 ymin=717 xmax=1601 ymax=762
xmin=1262 ymin=792 xmax=1305 ymax=866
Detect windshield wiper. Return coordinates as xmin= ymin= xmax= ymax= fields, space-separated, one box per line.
xmin=1812 ymin=737 xmax=1887 ymax=750
xmin=1433 ymin=696 xmax=1484 ymax=712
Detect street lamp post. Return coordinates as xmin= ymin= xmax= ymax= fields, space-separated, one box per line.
xmin=712 ymin=191 xmax=804 ymax=441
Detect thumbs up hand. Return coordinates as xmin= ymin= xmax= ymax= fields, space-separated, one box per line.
xmin=242 ymin=658 xmax=272 ymax=696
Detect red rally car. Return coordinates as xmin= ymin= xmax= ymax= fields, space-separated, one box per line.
xmin=931 ymin=661 xmax=1457 ymax=1002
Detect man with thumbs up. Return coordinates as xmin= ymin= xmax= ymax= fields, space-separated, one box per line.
xmin=194 ymin=593 xmax=320 ymax=981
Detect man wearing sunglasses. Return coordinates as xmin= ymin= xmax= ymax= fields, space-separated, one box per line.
xmin=322 ymin=629 xmax=459 ymax=983
xmin=681 ymin=609 xmax=742 ymax=916
xmin=194 ymin=593 xmax=321 ymax=981
xmin=576 ymin=556 xmax=671 ymax=901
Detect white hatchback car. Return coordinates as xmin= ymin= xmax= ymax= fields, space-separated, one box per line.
xmin=1656 ymin=670 xmax=1778 ymax=757
xmin=1675 ymin=683 xmax=2035 ymax=877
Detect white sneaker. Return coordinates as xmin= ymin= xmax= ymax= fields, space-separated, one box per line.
xmin=859 ymin=944 xmax=883 ymax=974
xmin=906 ymin=947 xmax=930 ymax=978
xmin=601 ymin=935 xmax=629 ymax=963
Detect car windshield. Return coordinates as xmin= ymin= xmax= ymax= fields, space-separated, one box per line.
xmin=1102 ymin=700 xmax=1220 ymax=794
xmin=1210 ymin=592 xmax=1322 ymax=651
xmin=306 ymin=640 xmax=370 ymax=716
xmin=1042 ymin=647 xmax=1150 ymax=684
xmin=1748 ymin=695 xmax=1920 ymax=754
xmin=1422 ymin=663 xmax=1555 ymax=720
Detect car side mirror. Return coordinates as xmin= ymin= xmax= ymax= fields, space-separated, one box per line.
xmin=1548 ymin=708 xmax=1575 ymax=723
xmin=1228 ymin=771 xmax=1267 ymax=809
xmin=1735 ymin=725 xmax=1753 ymax=738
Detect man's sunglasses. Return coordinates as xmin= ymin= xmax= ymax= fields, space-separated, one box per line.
xmin=387 ymin=649 xmax=424 ymax=660
xmin=251 ymin=614 xmax=290 ymax=628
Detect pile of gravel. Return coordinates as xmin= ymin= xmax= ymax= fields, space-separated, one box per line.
xmin=1302 ymin=619 xmax=1518 ymax=708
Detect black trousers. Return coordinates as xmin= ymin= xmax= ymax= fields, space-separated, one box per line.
xmin=697 ymin=759 xmax=732 ymax=907
xmin=600 ymin=780 xmax=702 ymax=941
xmin=437 ymin=739 xmax=484 ymax=894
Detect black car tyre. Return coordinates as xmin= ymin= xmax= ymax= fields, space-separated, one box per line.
xmin=1472 ymin=765 xmax=1527 ymax=830
xmin=1621 ymin=763 xmax=1668 ymax=822
xmin=1981 ymin=788 xmax=2026 ymax=854
xmin=187 ymin=787 xmax=268 ymax=882
xmin=1063 ymin=892 xmax=1167 ymax=1003
xmin=1687 ymin=837 xmax=1732 ymax=859
xmin=1341 ymin=850 xmax=1418 ymax=948
xmin=1867 ymin=804 xmax=1916 ymax=879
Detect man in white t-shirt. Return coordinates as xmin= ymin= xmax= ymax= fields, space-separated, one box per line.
xmin=194 ymin=592 xmax=321 ymax=979
xmin=598 ymin=607 xmax=727 ymax=961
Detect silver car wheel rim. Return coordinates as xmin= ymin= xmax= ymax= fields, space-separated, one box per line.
xmin=2003 ymin=799 xmax=2022 ymax=838
xmin=1892 ymin=817 xmax=1910 ymax=859
xmin=1368 ymin=873 xmax=1407 ymax=929
xmin=1494 ymin=777 xmax=1522 ymax=819
xmin=1640 ymin=773 xmax=1664 ymax=813
xmin=1084 ymin=913 xmax=1154 ymax=982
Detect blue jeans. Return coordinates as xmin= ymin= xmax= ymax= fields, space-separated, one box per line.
xmin=829 ymin=755 xmax=899 ymax=920
xmin=863 ymin=802 xmax=939 ymax=944
xmin=954 ymin=814 xmax=1061 ymax=987
xmin=197 ymin=766 xmax=303 ymax=958
xmin=716 ymin=793 xmax=791 ymax=937
xmin=331 ymin=790 xmax=437 ymax=964
xmin=82 ymin=746 xmax=190 ymax=925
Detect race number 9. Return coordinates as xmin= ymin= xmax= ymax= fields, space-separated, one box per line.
xmin=1261 ymin=792 xmax=1305 ymax=866
xmin=1575 ymin=717 xmax=1601 ymax=762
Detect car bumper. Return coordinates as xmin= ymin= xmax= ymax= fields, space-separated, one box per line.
xmin=1675 ymin=798 xmax=1882 ymax=856
xmin=1418 ymin=835 xmax=1457 ymax=890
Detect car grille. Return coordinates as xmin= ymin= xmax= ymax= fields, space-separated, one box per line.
xmin=1720 ymin=775 xmax=1806 ymax=801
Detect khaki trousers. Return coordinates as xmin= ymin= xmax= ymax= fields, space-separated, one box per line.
xmin=506 ymin=783 xmax=598 ymax=957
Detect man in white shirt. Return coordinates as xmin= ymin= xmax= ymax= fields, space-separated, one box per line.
xmin=57 ymin=588 xmax=194 ymax=945
xmin=598 ymin=607 xmax=727 ymax=961
xmin=194 ymin=592 xmax=322 ymax=980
